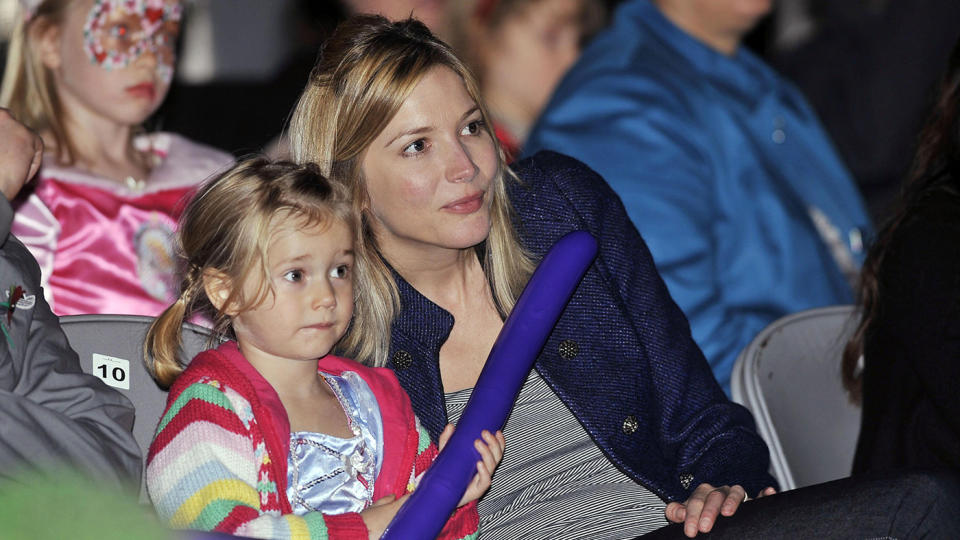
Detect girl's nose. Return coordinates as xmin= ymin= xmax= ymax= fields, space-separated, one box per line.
xmin=445 ymin=142 xmax=478 ymax=184
xmin=311 ymin=279 xmax=336 ymax=310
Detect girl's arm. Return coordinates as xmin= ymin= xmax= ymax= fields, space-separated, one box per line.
xmin=407 ymin=419 xmax=482 ymax=540
xmin=146 ymin=381 xmax=373 ymax=539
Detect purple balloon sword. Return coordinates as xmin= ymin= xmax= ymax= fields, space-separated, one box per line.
xmin=381 ymin=230 xmax=598 ymax=539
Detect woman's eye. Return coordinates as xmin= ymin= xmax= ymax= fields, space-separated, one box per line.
xmin=330 ymin=264 xmax=350 ymax=279
xmin=283 ymin=270 xmax=304 ymax=283
xmin=460 ymin=120 xmax=485 ymax=136
xmin=402 ymin=139 xmax=427 ymax=155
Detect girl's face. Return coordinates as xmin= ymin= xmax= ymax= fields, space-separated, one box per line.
xmin=360 ymin=66 xmax=498 ymax=261
xmin=228 ymin=216 xmax=355 ymax=368
xmin=39 ymin=0 xmax=181 ymax=129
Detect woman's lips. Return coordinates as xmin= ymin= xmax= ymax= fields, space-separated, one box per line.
xmin=126 ymin=82 xmax=156 ymax=100
xmin=443 ymin=192 xmax=484 ymax=214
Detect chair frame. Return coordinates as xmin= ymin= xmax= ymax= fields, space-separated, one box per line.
xmin=731 ymin=305 xmax=861 ymax=491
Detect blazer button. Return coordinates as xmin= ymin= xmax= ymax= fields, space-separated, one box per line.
xmin=621 ymin=415 xmax=639 ymax=434
xmin=392 ymin=350 xmax=413 ymax=370
xmin=679 ymin=472 xmax=694 ymax=490
xmin=558 ymin=339 xmax=579 ymax=359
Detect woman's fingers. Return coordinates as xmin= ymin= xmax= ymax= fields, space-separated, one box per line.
xmin=720 ymin=485 xmax=746 ymax=516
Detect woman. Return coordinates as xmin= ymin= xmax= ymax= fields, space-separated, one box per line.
xmin=290 ymin=15 xmax=958 ymax=539
xmin=843 ymin=38 xmax=960 ymax=475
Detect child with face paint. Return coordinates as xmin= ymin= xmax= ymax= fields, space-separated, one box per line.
xmin=0 ymin=0 xmax=233 ymax=316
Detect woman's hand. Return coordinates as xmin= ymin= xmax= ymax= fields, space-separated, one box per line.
xmin=437 ymin=424 xmax=506 ymax=506
xmin=360 ymin=493 xmax=410 ymax=540
xmin=665 ymin=483 xmax=777 ymax=537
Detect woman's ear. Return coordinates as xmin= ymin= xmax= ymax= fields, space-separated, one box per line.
xmin=33 ymin=19 xmax=63 ymax=71
xmin=203 ymin=269 xmax=235 ymax=315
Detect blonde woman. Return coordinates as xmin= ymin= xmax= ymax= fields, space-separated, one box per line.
xmin=290 ymin=15 xmax=959 ymax=540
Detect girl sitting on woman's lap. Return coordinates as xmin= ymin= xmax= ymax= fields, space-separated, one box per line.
xmin=144 ymin=159 xmax=503 ymax=539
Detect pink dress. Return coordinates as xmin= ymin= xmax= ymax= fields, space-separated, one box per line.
xmin=11 ymin=132 xmax=233 ymax=316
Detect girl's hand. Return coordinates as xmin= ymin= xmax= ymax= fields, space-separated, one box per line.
xmin=437 ymin=424 xmax=506 ymax=506
xmin=360 ymin=493 xmax=409 ymax=540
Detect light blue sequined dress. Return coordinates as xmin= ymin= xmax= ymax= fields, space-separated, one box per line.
xmin=286 ymin=371 xmax=384 ymax=515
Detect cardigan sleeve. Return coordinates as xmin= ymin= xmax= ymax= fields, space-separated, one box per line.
xmin=515 ymin=151 xmax=777 ymax=498
xmin=146 ymin=380 xmax=368 ymax=539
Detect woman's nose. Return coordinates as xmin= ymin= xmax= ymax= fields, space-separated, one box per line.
xmin=445 ymin=142 xmax=478 ymax=183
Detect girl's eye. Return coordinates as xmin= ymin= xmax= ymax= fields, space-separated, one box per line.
xmin=283 ymin=270 xmax=304 ymax=283
xmin=460 ymin=120 xmax=485 ymax=136
xmin=330 ymin=264 xmax=350 ymax=279
xmin=402 ymin=139 xmax=427 ymax=155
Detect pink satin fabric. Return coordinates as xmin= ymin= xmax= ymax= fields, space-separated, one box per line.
xmin=32 ymin=179 xmax=190 ymax=316
xmin=11 ymin=132 xmax=233 ymax=316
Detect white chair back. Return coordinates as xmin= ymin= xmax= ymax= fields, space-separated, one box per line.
xmin=730 ymin=305 xmax=861 ymax=491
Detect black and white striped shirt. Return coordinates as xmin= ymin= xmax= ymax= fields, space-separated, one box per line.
xmin=446 ymin=370 xmax=667 ymax=539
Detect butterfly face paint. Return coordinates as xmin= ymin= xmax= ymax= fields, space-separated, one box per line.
xmin=83 ymin=0 xmax=183 ymax=84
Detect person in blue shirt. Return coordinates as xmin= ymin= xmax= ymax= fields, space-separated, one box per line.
xmin=524 ymin=0 xmax=873 ymax=394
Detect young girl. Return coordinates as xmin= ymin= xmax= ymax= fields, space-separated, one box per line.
xmin=144 ymin=158 xmax=503 ymax=539
xmin=1 ymin=0 xmax=233 ymax=316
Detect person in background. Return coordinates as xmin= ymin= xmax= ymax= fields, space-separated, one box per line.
xmin=1 ymin=0 xmax=233 ymax=316
xmin=842 ymin=37 xmax=960 ymax=476
xmin=446 ymin=0 xmax=608 ymax=160
xmin=0 ymin=107 xmax=141 ymax=490
xmin=524 ymin=0 xmax=872 ymax=394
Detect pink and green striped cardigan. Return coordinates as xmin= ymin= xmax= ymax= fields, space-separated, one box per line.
xmin=146 ymin=341 xmax=479 ymax=539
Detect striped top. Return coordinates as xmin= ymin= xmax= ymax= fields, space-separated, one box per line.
xmin=147 ymin=341 xmax=479 ymax=539
xmin=446 ymin=370 xmax=667 ymax=539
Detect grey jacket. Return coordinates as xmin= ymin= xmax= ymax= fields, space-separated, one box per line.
xmin=0 ymin=196 xmax=140 ymax=487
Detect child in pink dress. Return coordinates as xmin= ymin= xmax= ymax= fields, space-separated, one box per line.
xmin=1 ymin=0 xmax=233 ymax=315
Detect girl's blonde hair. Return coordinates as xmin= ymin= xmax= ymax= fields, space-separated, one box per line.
xmin=144 ymin=158 xmax=358 ymax=388
xmin=0 ymin=0 xmax=80 ymax=164
xmin=289 ymin=14 xmax=535 ymax=367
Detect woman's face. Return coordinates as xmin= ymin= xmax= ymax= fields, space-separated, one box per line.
xmin=360 ymin=66 xmax=498 ymax=259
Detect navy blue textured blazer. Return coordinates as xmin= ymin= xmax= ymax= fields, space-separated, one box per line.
xmin=384 ymin=151 xmax=776 ymax=501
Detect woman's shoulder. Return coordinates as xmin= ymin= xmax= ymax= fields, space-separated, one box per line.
xmin=510 ymin=151 xmax=619 ymax=206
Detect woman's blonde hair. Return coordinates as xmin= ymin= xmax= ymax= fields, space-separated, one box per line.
xmin=1 ymin=0 xmax=81 ymax=164
xmin=289 ymin=15 xmax=535 ymax=367
xmin=144 ymin=158 xmax=358 ymax=388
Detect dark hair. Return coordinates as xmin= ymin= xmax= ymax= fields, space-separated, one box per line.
xmin=842 ymin=37 xmax=960 ymax=403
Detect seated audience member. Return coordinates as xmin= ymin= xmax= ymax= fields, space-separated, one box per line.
xmin=2 ymin=0 xmax=233 ymax=316
xmin=524 ymin=0 xmax=873 ymax=393
xmin=843 ymin=37 xmax=960 ymax=475
xmin=446 ymin=0 xmax=608 ymax=160
xmin=289 ymin=14 xmax=960 ymax=538
xmin=0 ymin=108 xmax=141 ymax=488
